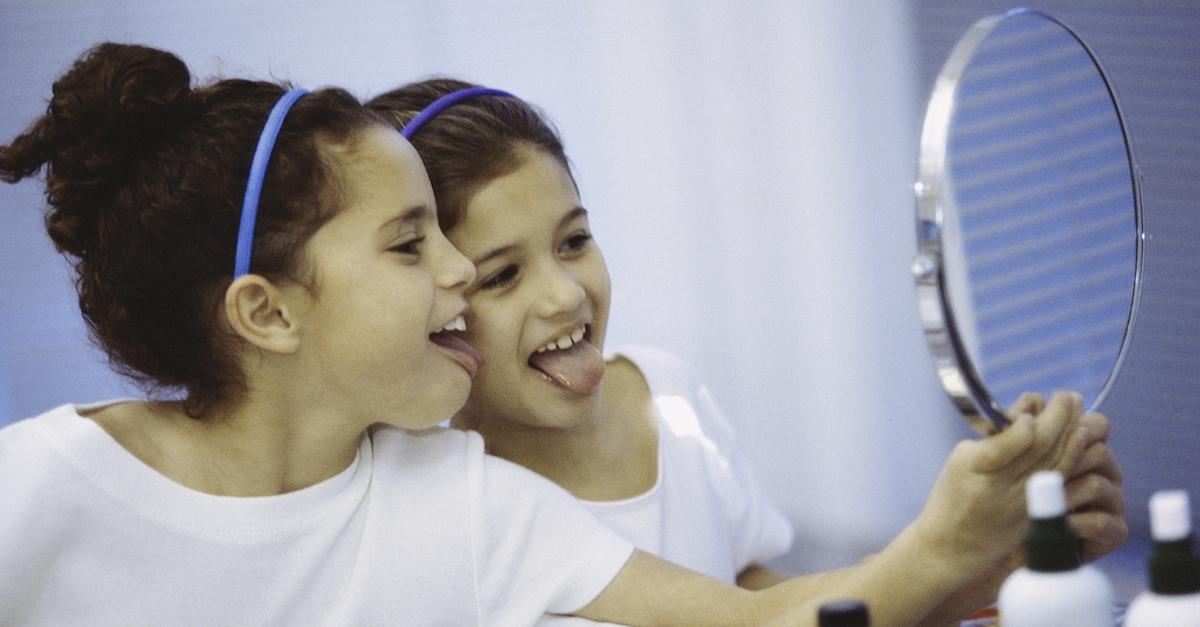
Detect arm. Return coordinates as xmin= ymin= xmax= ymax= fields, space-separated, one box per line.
xmin=573 ymin=391 xmax=1095 ymax=627
xmin=574 ymin=550 xmax=762 ymax=627
xmin=737 ymin=564 xmax=798 ymax=590
xmin=899 ymin=396 xmax=1128 ymax=627
xmin=759 ymin=392 xmax=1092 ymax=627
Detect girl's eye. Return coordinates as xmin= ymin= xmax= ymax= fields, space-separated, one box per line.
xmin=479 ymin=265 xmax=519 ymax=290
xmin=561 ymin=231 xmax=592 ymax=253
xmin=390 ymin=236 xmax=425 ymax=257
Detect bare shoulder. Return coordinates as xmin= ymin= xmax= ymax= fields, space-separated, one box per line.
xmin=603 ymin=355 xmax=656 ymax=435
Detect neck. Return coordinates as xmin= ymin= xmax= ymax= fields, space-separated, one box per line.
xmin=454 ymin=357 xmax=657 ymax=501
xmin=194 ymin=391 xmax=363 ymax=495
xmin=469 ymin=404 xmax=612 ymax=484
xmin=92 ymin=387 xmax=363 ymax=497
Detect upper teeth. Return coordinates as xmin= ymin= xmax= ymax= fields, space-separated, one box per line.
xmin=537 ymin=327 xmax=585 ymax=353
xmin=441 ymin=315 xmax=466 ymax=332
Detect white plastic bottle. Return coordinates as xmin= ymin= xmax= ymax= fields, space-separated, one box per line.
xmin=997 ymin=470 xmax=1113 ymax=626
xmin=1123 ymin=490 xmax=1200 ymax=627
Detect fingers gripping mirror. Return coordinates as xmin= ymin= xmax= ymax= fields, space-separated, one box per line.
xmin=913 ymin=7 xmax=1143 ymax=435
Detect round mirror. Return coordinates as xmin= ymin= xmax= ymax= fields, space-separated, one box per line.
xmin=913 ymin=7 xmax=1143 ymax=435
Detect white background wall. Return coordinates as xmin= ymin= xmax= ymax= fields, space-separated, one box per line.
xmin=0 ymin=0 xmax=958 ymax=568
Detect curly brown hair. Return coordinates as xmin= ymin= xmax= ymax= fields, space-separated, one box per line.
xmin=366 ymin=78 xmax=574 ymax=232
xmin=0 ymin=42 xmax=382 ymax=417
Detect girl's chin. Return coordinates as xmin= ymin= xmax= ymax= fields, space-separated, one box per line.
xmin=389 ymin=390 xmax=472 ymax=431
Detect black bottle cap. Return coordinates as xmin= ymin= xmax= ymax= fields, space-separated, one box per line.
xmin=818 ymin=600 xmax=870 ymax=627
xmin=1024 ymin=515 xmax=1084 ymax=572
xmin=1149 ymin=536 xmax=1200 ymax=594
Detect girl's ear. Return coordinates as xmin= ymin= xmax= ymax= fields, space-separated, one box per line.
xmin=223 ymin=275 xmax=302 ymax=354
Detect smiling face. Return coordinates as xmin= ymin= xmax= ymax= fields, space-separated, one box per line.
xmin=291 ymin=125 xmax=480 ymax=431
xmin=447 ymin=144 xmax=612 ymax=430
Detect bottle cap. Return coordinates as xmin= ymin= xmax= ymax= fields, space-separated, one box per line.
xmin=818 ymin=600 xmax=870 ymax=627
xmin=1150 ymin=490 xmax=1192 ymax=542
xmin=1146 ymin=490 xmax=1200 ymax=594
xmin=1023 ymin=470 xmax=1083 ymax=571
xmin=1027 ymin=470 xmax=1066 ymax=519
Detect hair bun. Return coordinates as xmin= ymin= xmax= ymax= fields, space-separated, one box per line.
xmin=51 ymin=42 xmax=192 ymax=164
xmin=22 ymin=43 xmax=191 ymax=257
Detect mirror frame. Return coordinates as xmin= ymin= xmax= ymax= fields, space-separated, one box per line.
xmin=912 ymin=7 xmax=1145 ymax=435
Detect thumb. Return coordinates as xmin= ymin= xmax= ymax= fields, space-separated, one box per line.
xmin=964 ymin=413 xmax=1036 ymax=473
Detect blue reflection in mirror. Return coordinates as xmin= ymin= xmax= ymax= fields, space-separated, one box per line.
xmin=943 ymin=11 xmax=1138 ymax=411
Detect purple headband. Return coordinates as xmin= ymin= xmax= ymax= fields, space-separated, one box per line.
xmin=234 ymin=87 xmax=310 ymax=278
xmin=400 ymin=86 xmax=517 ymax=139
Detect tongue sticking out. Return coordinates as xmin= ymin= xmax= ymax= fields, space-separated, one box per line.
xmin=529 ymin=340 xmax=606 ymax=394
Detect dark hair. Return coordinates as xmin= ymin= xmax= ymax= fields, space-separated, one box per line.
xmin=0 ymin=42 xmax=383 ymax=417
xmin=367 ymin=78 xmax=572 ymax=231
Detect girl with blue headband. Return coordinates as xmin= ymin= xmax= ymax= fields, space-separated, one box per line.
xmin=368 ymin=77 xmax=1128 ymax=626
xmin=0 ymin=42 xmax=888 ymax=626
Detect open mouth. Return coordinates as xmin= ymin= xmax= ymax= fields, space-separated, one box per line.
xmin=430 ymin=315 xmax=482 ymax=378
xmin=527 ymin=325 xmax=605 ymax=394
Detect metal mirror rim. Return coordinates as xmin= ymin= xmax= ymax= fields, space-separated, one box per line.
xmin=912 ymin=7 xmax=1145 ymax=435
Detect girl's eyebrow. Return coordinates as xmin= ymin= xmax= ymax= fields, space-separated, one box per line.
xmin=471 ymin=207 xmax=589 ymax=267
xmin=379 ymin=204 xmax=432 ymax=234
xmin=472 ymin=244 xmax=517 ymax=268
xmin=562 ymin=207 xmax=588 ymax=229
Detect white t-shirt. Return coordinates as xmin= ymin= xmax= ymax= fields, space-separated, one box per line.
xmin=0 ymin=402 xmax=635 ymax=626
xmin=591 ymin=346 xmax=794 ymax=582
xmin=535 ymin=347 xmax=795 ymax=627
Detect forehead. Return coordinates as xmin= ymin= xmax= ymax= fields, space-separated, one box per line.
xmin=449 ymin=148 xmax=580 ymax=251
xmin=336 ymin=125 xmax=426 ymax=189
xmin=332 ymin=126 xmax=433 ymax=206
xmin=311 ymin=125 xmax=436 ymax=240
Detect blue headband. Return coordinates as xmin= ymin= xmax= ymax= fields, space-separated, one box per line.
xmin=233 ymin=87 xmax=310 ymax=278
xmin=400 ymin=87 xmax=517 ymax=139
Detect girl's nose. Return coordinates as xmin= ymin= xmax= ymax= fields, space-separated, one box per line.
xmin=534 ymin=264 xmax=585 ymax=318
xmin=436 ymin=235 xmax=476 ymax=291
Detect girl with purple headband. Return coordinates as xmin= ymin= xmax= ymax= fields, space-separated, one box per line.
xmin=0 ymin=42 xmax=915 ymax=626
xmin=368 ymin=78 xmax=1127 ymax=626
